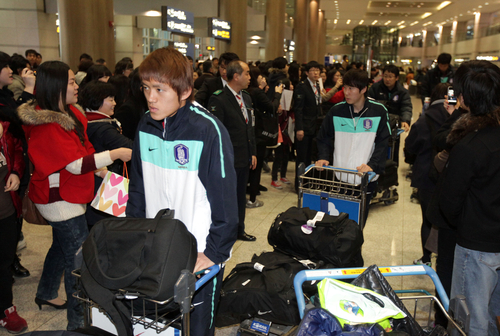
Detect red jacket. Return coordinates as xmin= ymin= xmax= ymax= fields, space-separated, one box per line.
xmin=0 ymin=120 xmax=25 ymax=215
xmin=19 ymin=103 xmax=96 ymax=204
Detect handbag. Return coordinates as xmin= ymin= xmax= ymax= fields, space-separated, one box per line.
xmin=22 ymin=185 xmax=48 ymax=225
xmin=90 ymin=165 xmax=129 ymax=217
xmin=80 ymin=208 xmax=198 ymax=336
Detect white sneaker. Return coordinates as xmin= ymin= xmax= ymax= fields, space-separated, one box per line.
xmin=17 ymin=238 xmax=27 ymax=252
xmin=413 ymin=258 xmax=431 ymax=267
xmin=246 ymin=199 xmax=264 ymax=208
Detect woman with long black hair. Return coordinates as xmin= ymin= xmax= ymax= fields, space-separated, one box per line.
xmin=18 ymin=61 xmax=131 ymax=330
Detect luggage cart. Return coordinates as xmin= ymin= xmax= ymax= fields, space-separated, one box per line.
xmin=298 ymin=164 xmax=375 ymax=228
xmin=73 ymin=264 xmax=221 ymax=336
xmin=293 ymin=265 xmax=468 ymax=335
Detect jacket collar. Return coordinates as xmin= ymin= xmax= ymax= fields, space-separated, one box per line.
xmin=86 ymin=110 xmax=112 ymax=121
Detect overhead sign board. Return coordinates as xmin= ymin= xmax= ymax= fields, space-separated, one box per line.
xmin=476 ymin=55 xmax=499 ymax=61
xmin=161 ymin=6 xmax=194 ymax=35
xmin=208 ymin=18 xmax=231 ymax=41
xmin=168 ymin=42 xmax=195 ymax=59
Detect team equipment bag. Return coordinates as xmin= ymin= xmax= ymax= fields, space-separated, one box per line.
xmin=268 ymin=207 xmax=363 ymax=268
xmin=216 ymin=251 xmax=319 ymax=327
xmin=80 ymin=209 xmax=197 ymax=336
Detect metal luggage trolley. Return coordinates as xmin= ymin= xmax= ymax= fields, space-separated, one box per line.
xmin=298 ymin=164 xmax=375 ymax=228
xmin=293 ymin=265 xmax=468 ymax=335
xmin=73 ymin=265 xmax=220 ymax=336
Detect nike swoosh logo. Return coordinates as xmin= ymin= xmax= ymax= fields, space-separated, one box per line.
xmin=341 ymin=124 xmax=347 ymax=126
xmin=257 ymin=310 xmax=272 ymax=315
xmin=149 ymin=147 xmax=158 ymax=151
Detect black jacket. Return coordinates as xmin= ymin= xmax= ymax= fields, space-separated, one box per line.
xmin=440 ymin=115 xmax=500 ymax=253
xmin=195 ymin=76 xmax=224 ymax=108
xmin=405 ymin=100 xmax=449 ymax=190
xmin=247 ymin=86 xmax=281 ymax=146
xmin=367 ymin=81 xmax=413 ymax=124
xmin=421 ymin=66 xmax=454 ymax=102
xmin=114 ymin=97 xmax=148 ymax=141
xmin=208 ymin=86 xmax=256 ymax=168
xmin=294 ymin=79 xmax=321 ymax=136
xmin=194 ymin=72 xmax=214 ymax=90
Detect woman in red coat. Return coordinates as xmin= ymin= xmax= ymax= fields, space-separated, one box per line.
xmin=18 ymin=61 xmax=131 ymax=330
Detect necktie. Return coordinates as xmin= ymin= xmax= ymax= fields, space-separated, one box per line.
xmin=315 ymin=84 xmax=321 ymax=104
xmin=236 ymin=94 xmax=248 ymax=123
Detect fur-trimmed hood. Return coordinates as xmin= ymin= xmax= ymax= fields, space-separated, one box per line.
xmin=447 ymin=108 xmax=500 ymax=146
xmin=17 ymin=102 xmax=85 ymax=132
xmin=268 ymin=67 xmax=288 ymax=76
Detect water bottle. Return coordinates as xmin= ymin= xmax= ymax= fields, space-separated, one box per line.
xmin=423 ymin=97 xmax=431 ymax=110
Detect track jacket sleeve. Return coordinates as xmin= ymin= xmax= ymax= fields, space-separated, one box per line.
xmin=294 ymin=83 xmax=306 ymax=132
xmin=367 ymin=107 xmax=390 ymax=174
xmin=399 ymin=89 xmax=413 ymax=124
xmin=316 ymin=109 xmax=335 ymax=161
xmin=126 ymin=118 xmax=146 ymax=218
xmin=198 ymin=120 xmax=238 ymax=264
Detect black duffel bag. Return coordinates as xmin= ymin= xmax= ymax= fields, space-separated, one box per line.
xmin=216 ymin=251 xmax=317 ymax=327
xmin=80 ymin=209 xmax=197 ymax=336
xmin=268 ymin=207 xmax=363 ymax=268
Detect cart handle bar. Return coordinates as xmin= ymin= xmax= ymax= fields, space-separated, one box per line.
xmin=306 ymin=164 xmax=376 ymax=183
xmin=294 ymin=265 xmax=449 ymax=319
xmin=195 ymin=264 xmax=220 ymax=291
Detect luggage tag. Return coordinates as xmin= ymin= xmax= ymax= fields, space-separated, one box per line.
xmin=301 ymin=211 xmax=325 ymax=234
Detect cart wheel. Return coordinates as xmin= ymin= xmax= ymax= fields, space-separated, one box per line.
xmin=384 ymin=200 xmax=395 ymax=206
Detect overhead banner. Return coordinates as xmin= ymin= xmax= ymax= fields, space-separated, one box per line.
xmin=161 ymin=6 xmax=194 ymax=35
xmin=209 ymin=18 xmax=231 ymax=41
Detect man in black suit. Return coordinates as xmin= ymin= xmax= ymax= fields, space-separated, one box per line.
xmin=208 ymin=60 xmax=257 ymax=242
xmin=294 ymin=60 xmax=322 ymax=189
xmin=195 ymin=52 xmax=239 ymax=108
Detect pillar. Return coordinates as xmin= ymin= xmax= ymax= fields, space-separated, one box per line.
xmin=265 ymin=0 xmax=286 ymax=60
xmin=421 ymin=30 xmax=427 ymax=67
xmin=294 ymin=0 xmax=309 ymax=63
xmin=220 ymin=0 xmax=247 ymax=61
xmin=436 ymin=25 xmax=443 ymax=56
xmin=58 ymin=0 xmax=115 ymax=70
xmin=450 ymin=21 xmax=458 ymax=58
xmin=307 ymin=0 xmax=319 ymax=62
xmin=317 ymin=10 xmax=326 ymax=64
xmin=471 ymin=12 xmax=481 ymax=60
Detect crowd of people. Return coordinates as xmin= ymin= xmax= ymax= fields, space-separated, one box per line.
xmin=0 ymin=47 xmax=499 ymax=336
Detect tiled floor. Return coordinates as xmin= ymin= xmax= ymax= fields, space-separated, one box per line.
xmin=3 ymin=97 xmax=436 ymax=335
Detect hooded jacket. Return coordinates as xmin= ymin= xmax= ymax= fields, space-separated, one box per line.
xmin=421 ymin=66 xmax=454 ymax=102
xmin=439 ymin=109 xmax=500 ymax=252
xmin=18 ymin=103 xmax=97 ymax=205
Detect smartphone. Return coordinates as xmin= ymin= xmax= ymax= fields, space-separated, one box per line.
xmin=447 ymin=86 xmax=457 ymax=105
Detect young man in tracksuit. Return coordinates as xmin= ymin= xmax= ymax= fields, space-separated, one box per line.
xmin=127 ymin=47 xmax=238 ymax=336
xmin=316 ymin=69 xmax=391 ymax=224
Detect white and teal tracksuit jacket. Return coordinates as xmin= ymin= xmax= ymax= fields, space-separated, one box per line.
xmin=317 ymin=98 xmax=391 ymax=184
xmin=127 ymin=101 xmax=238 ymax=264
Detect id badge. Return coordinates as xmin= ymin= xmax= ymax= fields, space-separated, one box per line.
xmin=247 ymin=108 xmax=255 ymax=127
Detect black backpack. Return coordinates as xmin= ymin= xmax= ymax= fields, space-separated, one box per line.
xmin=80 ymin=209 xmax=197 ymax=336
xmin=268 ymin=207 xmax=364 ymax=268
xmin=216 ymin=251 xmax=319 ymax=327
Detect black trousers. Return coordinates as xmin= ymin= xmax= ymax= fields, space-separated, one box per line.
xmin=0 ymin=212 xmax=17 ymax=317
xmin=190 ymin=267 xmax=225 ymax=336
xmin=295 ymin=134 xmax=315 ymax=188
xmin=248 ymin=145 xmax=266 ymax=202
xmin=418 ymin=188 xmax=433 ymax=263
xmin=235 ymin=166 xmax=249 ymax=235
xmin=271 ymin=143 xmax=290 ymax=181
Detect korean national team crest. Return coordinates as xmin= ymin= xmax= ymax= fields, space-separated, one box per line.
xmin=363 ymin=119 xmax=373 ymax=130
xmin=174 ymin=144 xmax=189 ymax=165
